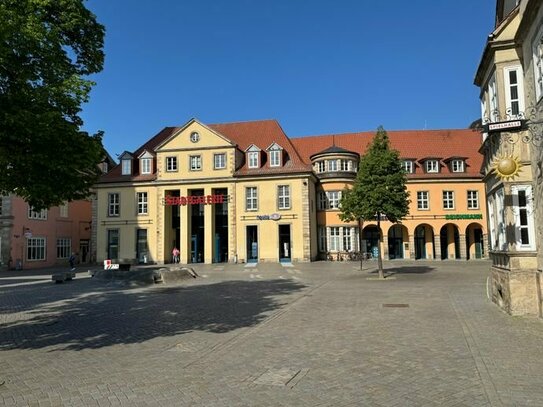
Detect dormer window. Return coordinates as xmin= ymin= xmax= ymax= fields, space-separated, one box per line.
xmin=402 ymin=160 xmax=414 ymax=174
xmin=425 ymin=160 xmax=439 ymax=173
xmin=267 ymin=143 xmax=283 ymax=167
xmin=138 ymin=151 xmax=153 ymax=175
xmin=245 ymin=145 xmax=262 ymax=169
xmin=121 ymin=159 xmax=131 ymax=175
xmin=451 ymin=159 xmax=465 ymax=173
xmin=119 ymin=152 xmax=133 ymax=175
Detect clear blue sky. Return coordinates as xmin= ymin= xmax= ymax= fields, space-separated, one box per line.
xmin=81 ymin=0 xmax=496 ymax=158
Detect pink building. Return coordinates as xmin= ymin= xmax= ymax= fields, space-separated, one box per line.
xmin=0 ymin=195 xmax=93 ymax=270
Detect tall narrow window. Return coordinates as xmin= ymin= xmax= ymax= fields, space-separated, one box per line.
xmin=467 ymin=190 xmax=479 ymax=209
xmin=512 ymin=185 xmax=535 ymax=250
xmin=56 ymin=238 xmax=71 ymax=259
xmin=166 ymin=156 xmax=177 ymax=172
xmin=329 ymin=227 xmax=340 ymax=251
xmin=214 ymin=153 xmax=226 ymax=169
xmin=442 ymin=191 xmax=455 ymax=209
xmin=534 ymin=33 xmax=543 ymax=101
xmin=417 ymin=191 xmax=429 ymax=210
xmin=488 ymin=74 xmax=498 ymax=121
xmin=189 ymin=155 xmax=202 ymax=171
xmin=318 ymin=191 xmax=327 ymax=210
xmin=245 ymin=187 xmax=258 ymax=211
xmin=277 ymin=185 xmax=290 ymax=210
xmin=316 ymin=161 xmax=325 ymax=173
xmin=248 ymin=151 xmax=259 ymax=168
xmin=496 ymin=188 xmax=505 ymax=250
xmin=504 ymin=66 xmax=524 ymax=117
xmin=137 ymin=192 xmax=148 ymax=215
xmin=108 ymin=193 xmax=120 ymax=217
xmin=140 ymin=158 xmax=152 ymax=174
xmin=318 ymin=227 xmax=327 ymax=252
xmin=269 ymin=150 xmax=281 ymax=167
xmin=343 ymin=228 xmax=352 ymax=251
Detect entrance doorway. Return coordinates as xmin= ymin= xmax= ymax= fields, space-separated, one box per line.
xmin=246 ymin=225 xmax=258 ymax=263
xmin=79 ymin=240 xmax=89 ymax=263
xmin=278 ymin=224 xmax=291 ymax=262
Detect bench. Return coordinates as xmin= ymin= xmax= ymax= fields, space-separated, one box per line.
xmin=52 ymin=271 xmax=76 ymax=283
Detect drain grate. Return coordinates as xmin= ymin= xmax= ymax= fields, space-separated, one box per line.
xmin=382 ymin=303 xmax=409 ymax=308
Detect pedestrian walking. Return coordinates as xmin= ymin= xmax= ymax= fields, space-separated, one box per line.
xmin=69 ymin=253 xmax=76 ymax=271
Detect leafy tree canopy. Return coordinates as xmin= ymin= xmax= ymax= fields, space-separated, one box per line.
xmin=0 ymin=0 xmax=105 ymax=209
xmin=340 ymin=126 xmax=410 ymax=224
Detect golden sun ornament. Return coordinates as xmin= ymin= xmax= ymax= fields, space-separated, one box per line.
xmin=491 ymin=155 xmax=522 ymax=180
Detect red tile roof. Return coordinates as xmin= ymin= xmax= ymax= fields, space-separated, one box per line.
xmin=290 ymin=129 xmax=484 ymax=178
xmin=99 ymin=122 xmax=483 ymax=183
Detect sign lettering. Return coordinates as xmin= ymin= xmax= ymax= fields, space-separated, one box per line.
xmin=164 ymin=194 xmax=225 ymax=206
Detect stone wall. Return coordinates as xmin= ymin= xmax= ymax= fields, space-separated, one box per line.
xmin=491 ymin=266 xmax=541 ymax=316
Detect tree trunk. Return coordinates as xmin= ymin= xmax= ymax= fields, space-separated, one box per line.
xmin=377 ymin=214 xmax=384 ymax=279
xmin=358 ymin=218 xmax=364 ymax=271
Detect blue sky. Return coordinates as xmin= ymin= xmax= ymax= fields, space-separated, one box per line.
xmin=81 ymin=0 xmax=496 ymax=157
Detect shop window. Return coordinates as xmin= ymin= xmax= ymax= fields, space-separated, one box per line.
xmin=56 ymin=238 xmax=71 ymax=259
xmin=27 ymin=237 xmax=46 ymax=261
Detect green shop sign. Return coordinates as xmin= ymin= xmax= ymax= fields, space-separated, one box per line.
xmin=445 ymin=214 xmax=483 ymax=220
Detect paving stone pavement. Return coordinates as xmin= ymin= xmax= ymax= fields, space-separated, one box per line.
xmin=1 ymin=260 xmax=542 ymax=406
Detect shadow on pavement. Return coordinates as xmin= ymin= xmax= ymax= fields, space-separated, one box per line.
xmin=0 ymin=279 xmax=306 ymax=351
xmin=367 ymin=265 xmax=436 ymax=275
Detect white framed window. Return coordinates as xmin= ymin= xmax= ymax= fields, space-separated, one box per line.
xmin=343 ymin=227 xmax=352 ymax=251
xmin=533 ymin=29 xmax=543 ymax=101
xmin=246 ymin=187 xmax=258 ymax=211
xmin=327 ymin=159 xmax=338 ymax=172
xmin=327 ymin=191 xmax=341 ymax=209
xmin=495 ymin=188 xmax=506 ymax=250
xmin=28 ymin=206 xmax=47 ymax=220
xmin=214 ymin=153 xmax=226 ymax=169
xmin=27 ymin=237 xmax=46 ymax=261
xmin=248 ymin=151 xmax=259 ymax=168
xmin=488 ymin=74 xmax=498 ymax=121
xmin=467 ymin=190 xmax=479 ymax=209
xmin=402 ymin=161 xmax=413 ymax=173
xmin=512 ymin=185 xmax=536 ymax=251
xmin=137 ymin=192 xmax=148 ymax=215
xmin=56 ymin=238 xmax=71 ymax=259
xmin=442 ymin=191 xmax=455 ymax=209
xmin=269 ymin=150 xmax=281 ymax=167
xmin=481 ymin=97 xmax=489 ymax=142
xmin=189 ymin=155 xmax=202 ymax=171
xmin=451 ymin=159 xmax=464 ymax=173
xmin=425 ymin=160 xmax=439 ymax=173
xmin=277 ymin=185 xmax=290 ymax=210
xmin=504 ymin=66 xmax=525 ymax=117
xmin=121 ymin=159 xmax=131 ymax=175
xmin=417 ymin=191 xmax=429 ymax=210
xmin=318 ymin=226 xmax=327 ymax=252
xmin=166 ymin=156 xmax=177 ymax=172
xmin=488 ymin=196 xmax=496 ymax=250
xmin=329 ymin=227 xmax=340 ymax=251
xmin=108 ymin=193 xmax=120 ymax=217
xmin=316 ymin=161 xmax=325 ymax=173
xmin=340 ymin=160 xmax=352 ymax=172
xmin=140 ymin=158 xmax=152 ymax=174
xmin=59 ymin=203 xmax=68 ymax=218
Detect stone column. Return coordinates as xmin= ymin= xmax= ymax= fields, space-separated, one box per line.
xmin=434 ymin=234 xmax=441 ymax=260
xmin=459 ymin=234 xmax=467 ymax=260
xmin=180 ymin=189 xmax=190 ymax=264
xmin=409 ymin=234 xmax=416 ymax=259
xmin=483 ymin=233 xmax=489 ymax=259
xmin=204 ymin=188 xmax=214 ymax=264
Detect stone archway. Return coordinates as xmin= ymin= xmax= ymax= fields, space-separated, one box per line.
xmin=387 ymin=224 xmax=408 ymax=259
xmin=362 ymin=225 xmax=381 ymax=259
xmin=466 ymin=223 xmax=485 ymax=260
xmin=439 ymin=224 xmax=460 ymax=260
xmin=414 ymin=224 xmax=435 ymax=260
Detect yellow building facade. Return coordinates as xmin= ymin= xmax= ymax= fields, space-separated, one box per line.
xmin=95 ymin=119 xmax=485 ymax=266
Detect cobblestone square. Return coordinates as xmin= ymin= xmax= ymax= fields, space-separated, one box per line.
xmin=1 ymin=260 xmax=542 ymax=406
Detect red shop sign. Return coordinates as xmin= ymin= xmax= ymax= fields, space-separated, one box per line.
xmin=164 ymin=194 xmax=225 ymax=206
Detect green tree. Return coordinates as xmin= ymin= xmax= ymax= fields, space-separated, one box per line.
xmin=339 ymin=126 xmax=410 ymax=278
xmin=0 ymin=0 xmax=105 ymax=209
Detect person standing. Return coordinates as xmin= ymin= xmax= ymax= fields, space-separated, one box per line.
xmin=69 ymin=253 xmax=76 ymax=271
xmin=172 ymin=247 xmax=180 ymax=264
